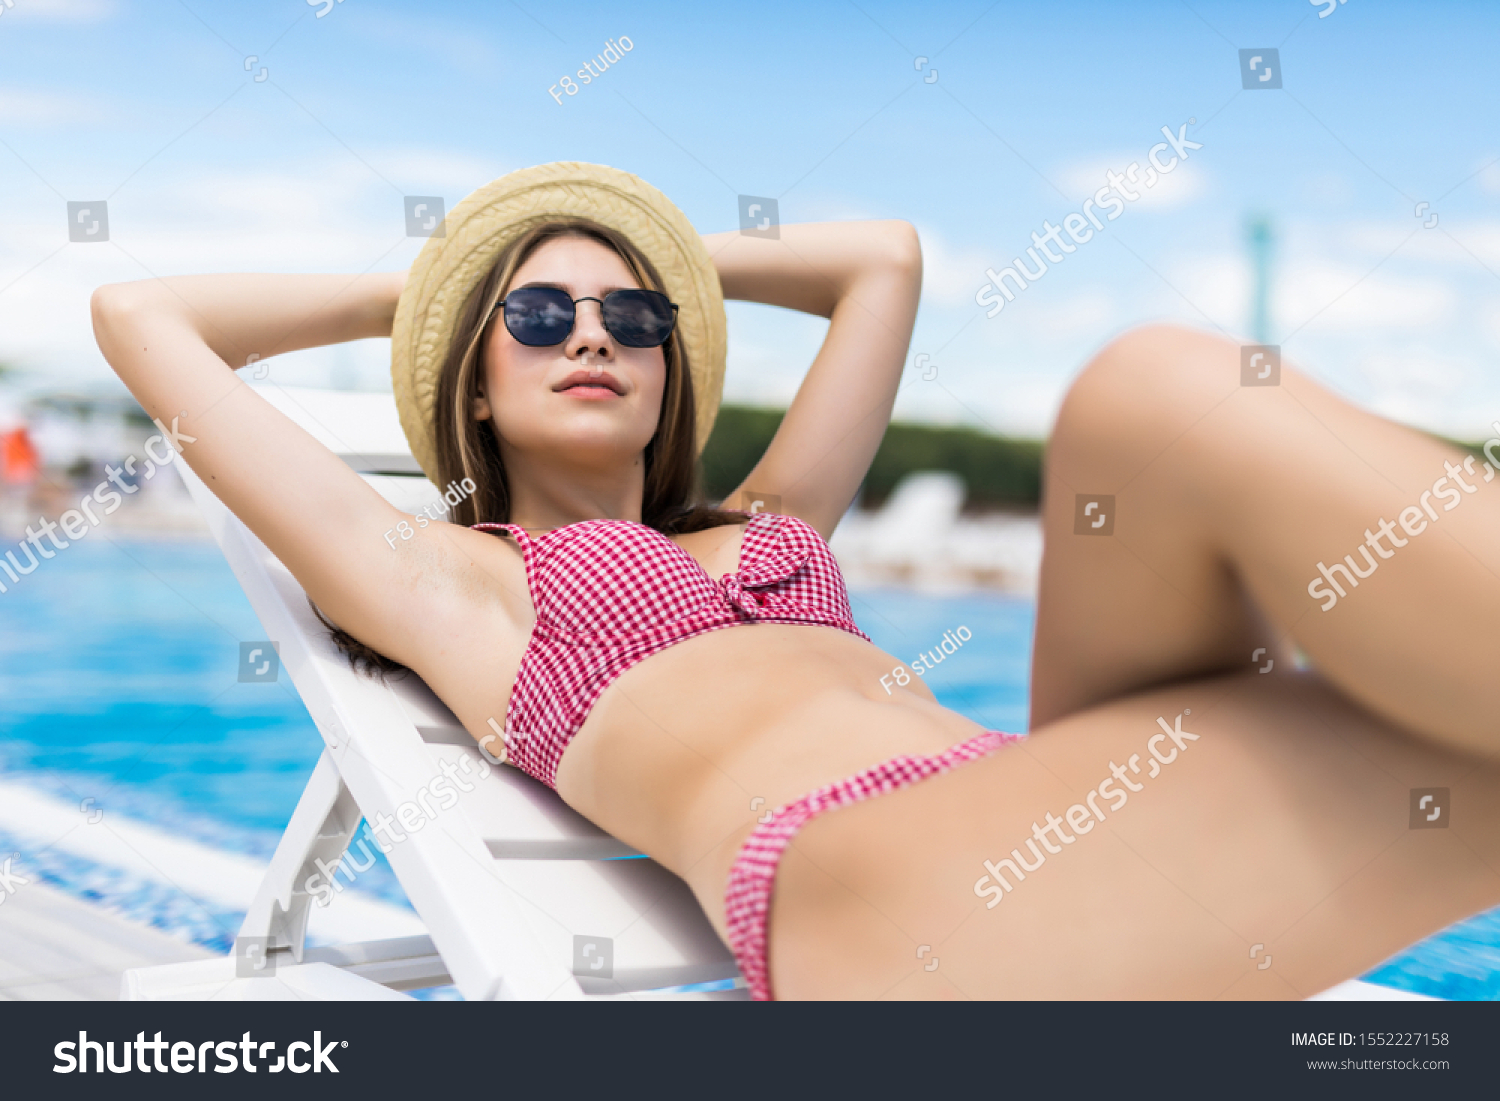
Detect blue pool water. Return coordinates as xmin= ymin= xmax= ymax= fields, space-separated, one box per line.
xmin=0 ymin=537 xmax=1494 ymax=998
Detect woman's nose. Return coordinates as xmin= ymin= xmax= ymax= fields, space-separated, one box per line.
xmin=568 ymin=299 xmax=611 ymax=359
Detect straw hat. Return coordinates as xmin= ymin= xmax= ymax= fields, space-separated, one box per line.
xmin=390 ymin=161 xmax=727 ymax=482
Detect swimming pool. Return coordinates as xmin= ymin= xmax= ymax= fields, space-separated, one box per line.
xmin=0 ymin=537 xmax=1493 ymax=998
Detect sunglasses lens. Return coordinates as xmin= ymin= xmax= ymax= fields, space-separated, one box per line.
xmin=604 ymin=290 xmax=677 ymax=348
xmin=503 ymin=287 xmax=574 ymax=346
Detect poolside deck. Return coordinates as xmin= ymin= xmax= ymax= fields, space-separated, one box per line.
xmin=0 ymin=879 xmax=213 ymax=1000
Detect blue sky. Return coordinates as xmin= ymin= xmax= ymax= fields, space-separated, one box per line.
xmin=3 ymin=0 xmax=1499 ymax=437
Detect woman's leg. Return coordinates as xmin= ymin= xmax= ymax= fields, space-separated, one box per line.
xmin=770 ymin=671 xmax=1500 ymax=999
xmin=1030 ymin=325 xmax=1500 ymax=753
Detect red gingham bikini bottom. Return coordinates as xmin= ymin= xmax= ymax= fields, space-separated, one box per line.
xmin=722 ymin=729 xmax=1022 ymax=1001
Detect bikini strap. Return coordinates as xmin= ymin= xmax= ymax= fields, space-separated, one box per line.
xmin=470 ymin=522 xmax=541 ymax=603
xmin=470 ymin=520 xmax=528 ymax=541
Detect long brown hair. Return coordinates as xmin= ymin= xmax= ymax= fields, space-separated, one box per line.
xmin=318 ymin=218 xmax=740 ymax=677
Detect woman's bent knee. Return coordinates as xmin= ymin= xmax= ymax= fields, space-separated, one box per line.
xmin=1048 ymin=324 xmax=1234 ymax=479
xmin=1062 ymin=325 xmax=1231 ymax=421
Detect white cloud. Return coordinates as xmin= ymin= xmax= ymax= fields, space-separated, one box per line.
xmin=1057 ymin=157 xmax=1206 ymax=211
xmin=367 ymin=149 xmax=510 ymax=198
xmin=1477 ymin=297 xmax=1500 ymax=349
xmin=0 ymin=0 xmax=115 ymax=22
xmin=1352 ymin=347 xmax=1476 ymax=430
xmin=1302 ymin=170 xmax=1356 ymax=208
xmin=346 ymin=9 xmax=504 ymax=75
xmin=1159 ymin=246 xmax=1461 ymax=340
xmin=0 ymin=150 xmax=476 ymax=388
xmin=4 ymin=144 xmax=1497 ymax=440
xmin=779 ymin=195 xmax=881 ymax=225
xmin=1472 ymin=157 xmax=1500 ymax=196
xmin=893 ymin=367 xmax=1068 ymax=438
xmin=0 ymin=87 xmax=115 ymax=126
xmin=721 ymin=301 xmax=827 ymax=407
xmin=1276 ymin=261 xmax=1454 ymax=333
xmin=914 ymin=223 xmax=992 ymax=310
xmin=974 ymin=285 xmax=1124 ymax=347
xmin=1438 ymin=223 xmax=1500 ymax=270
xmin=1341 ymin=218 xmax=1500 ymax=270
xmin=1159 ymin=253 xmax=1248 ymax=333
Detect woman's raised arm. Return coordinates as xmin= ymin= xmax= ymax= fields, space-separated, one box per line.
xmin=90 ymin=271 xmax=459 ymax=669
xmin=703 ymin=220 xmax=922 ymax=538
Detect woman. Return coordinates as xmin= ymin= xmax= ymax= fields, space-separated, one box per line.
xmin=91 ymin=163 xmax=1500 ymax=1000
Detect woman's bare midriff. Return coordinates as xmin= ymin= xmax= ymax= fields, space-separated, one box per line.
xmin=426 ymin=518 xmax=986 ymax=934
xmin=550 ymin=621 xmax=990 ymax=936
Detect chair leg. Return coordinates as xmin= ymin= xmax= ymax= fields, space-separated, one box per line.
xmin=237 ymin=749 xmax=361 ymax=965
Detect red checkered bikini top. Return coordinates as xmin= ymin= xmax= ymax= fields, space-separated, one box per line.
xmin=471 ymin=511 xmax=869 ymax=789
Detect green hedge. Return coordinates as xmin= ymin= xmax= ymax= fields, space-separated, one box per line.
xmin=698 ymin=404 xmax=1044 ymax=511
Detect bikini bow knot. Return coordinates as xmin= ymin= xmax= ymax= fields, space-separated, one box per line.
xmin=719 ymin=545 xmax=811 ymax=617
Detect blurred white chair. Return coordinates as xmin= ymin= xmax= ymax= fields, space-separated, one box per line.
xmin=830 ymin=471 xmax=965 ymax=588
xmin=864 ymin=471 xmax=965 ymax=563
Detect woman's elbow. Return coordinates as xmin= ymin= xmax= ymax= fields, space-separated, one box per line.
xmin=882 ymin=220 xmax=923 ymax=275
xmin=91 ymin=282 xmax=139 ymax=335
xmin=90 ymin=283 xmax=153 ymax=370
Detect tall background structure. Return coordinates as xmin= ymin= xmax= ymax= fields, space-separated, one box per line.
xmin=1247 ymin=214 xmax=1275 ymax=345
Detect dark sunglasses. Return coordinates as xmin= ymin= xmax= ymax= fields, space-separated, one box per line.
xmin=496 ymin=286 xmax=679 ymax=348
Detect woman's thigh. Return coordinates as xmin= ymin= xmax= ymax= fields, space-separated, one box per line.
xmin=1030 ymin=325 xmax=1500 ymax=753
xmin=768 ymin=670 xmax=1500 ymax=999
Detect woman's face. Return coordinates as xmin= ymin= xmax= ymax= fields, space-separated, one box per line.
xmin=475 ymin=234 xmax=667 ymax=468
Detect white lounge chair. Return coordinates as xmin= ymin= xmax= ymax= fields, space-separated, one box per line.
xmin=121 ymin=385 xmax=744 ymax=1001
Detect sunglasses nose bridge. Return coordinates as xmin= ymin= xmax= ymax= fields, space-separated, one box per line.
xmin=567 ymin=296 xmax=612 ymax=348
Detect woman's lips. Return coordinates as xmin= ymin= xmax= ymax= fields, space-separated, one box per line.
xmin=553 ymin=367 xmax=624 ymax=395
xmin=558 ymin=384 xmax=621 ymax=400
